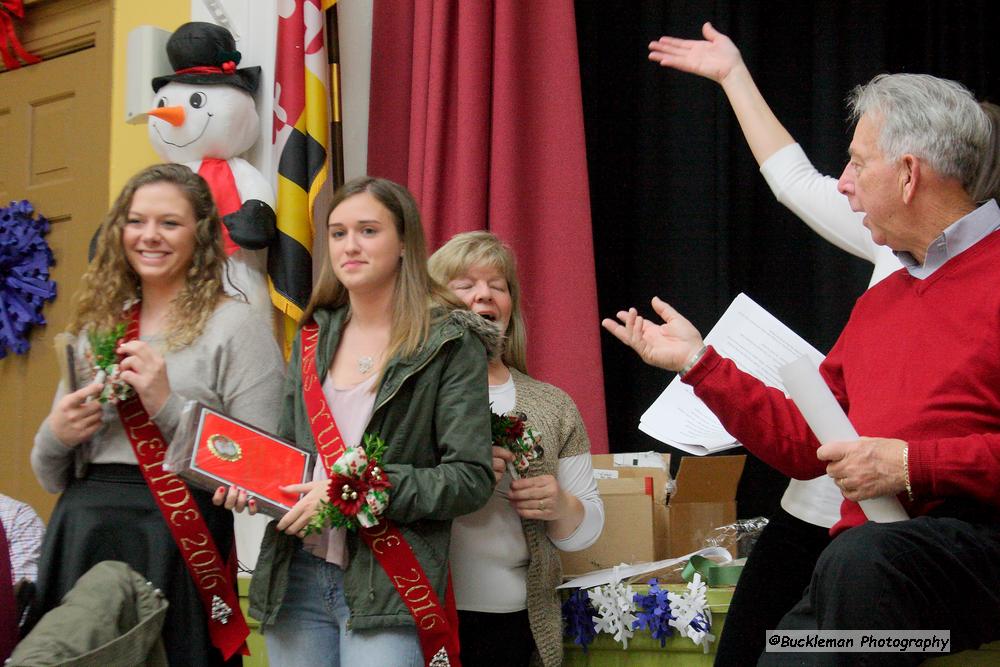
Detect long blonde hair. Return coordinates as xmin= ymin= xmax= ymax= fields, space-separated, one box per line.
xmin=302 ymin=177 xmax=462 ymax=363
xmin=427 ymin=230 xmax=528 ymax=373
xmin=68 ymin=163 xmax=226 ymax=348
xmin=972 ymin=101 xmax=1000 ymax=203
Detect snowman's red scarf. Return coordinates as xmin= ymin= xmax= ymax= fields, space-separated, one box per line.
xmin=198 ymin=158 xmax=241 ymax=256
xmin=300 ymin=321 xmax=461 ymax=666
xmin=116 ymin=305 xmax=249 ymax=659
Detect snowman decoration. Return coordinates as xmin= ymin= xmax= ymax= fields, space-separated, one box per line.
xmin=146 ymin=22 xmax=276 ymax=316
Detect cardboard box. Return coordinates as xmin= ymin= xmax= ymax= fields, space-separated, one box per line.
xmin=559 ymin=453 xmax=745 ymax=576
xmin=559 ymin=477 xmax=655 ymax=575
xmin=666 ymin=454 xmax=745 ymax=557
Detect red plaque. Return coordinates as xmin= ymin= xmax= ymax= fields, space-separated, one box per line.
xmin=179 ymin=405 xmax=313 ymax=518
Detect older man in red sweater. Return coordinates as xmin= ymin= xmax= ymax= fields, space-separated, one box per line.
xmin=605 ymin=72 xmax=1000 ymax=666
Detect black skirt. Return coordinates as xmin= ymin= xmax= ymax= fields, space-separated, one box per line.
xmin=35 ymin=464 xmax=241 ymax=667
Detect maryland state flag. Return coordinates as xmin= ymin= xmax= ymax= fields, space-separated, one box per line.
xmin=271 ymin=0 xmax=338 ymax=349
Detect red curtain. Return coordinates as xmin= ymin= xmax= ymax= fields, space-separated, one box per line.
xmin=368 ymin=0 xmax=609 ymax=453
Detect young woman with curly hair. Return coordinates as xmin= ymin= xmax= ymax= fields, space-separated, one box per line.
xmin=31 ymin=163 xmax=284 ymax=666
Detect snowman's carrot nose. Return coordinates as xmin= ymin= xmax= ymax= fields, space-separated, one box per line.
xmin=147 ymin=105 xmax=186 ymax=126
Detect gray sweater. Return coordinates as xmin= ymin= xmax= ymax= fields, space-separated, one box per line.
xmin=31 ymin=299 xmax=285 ymax=493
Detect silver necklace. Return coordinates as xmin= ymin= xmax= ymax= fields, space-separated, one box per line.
xmin=358 ymin=355 xmax=375 ymax=374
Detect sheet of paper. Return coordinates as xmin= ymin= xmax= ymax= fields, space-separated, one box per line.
xmin=639 ymin=293 xmax=825 ymax=455
xmin=557 ymin=546 xmax=733 ymax=590
xmin=613 ymin=452 xmax=668 ymax=469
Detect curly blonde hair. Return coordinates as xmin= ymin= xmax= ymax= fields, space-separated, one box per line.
xmin=68 ymin=163 xmax=226 ymax=349
xmin=303 ymin=177 xmax=462 ymax=363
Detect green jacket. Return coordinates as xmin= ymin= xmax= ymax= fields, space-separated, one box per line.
xmin=249 ymin=305 xmax=495 ymax=630
xmin=9 ymin=561 xmax=168 ymax=667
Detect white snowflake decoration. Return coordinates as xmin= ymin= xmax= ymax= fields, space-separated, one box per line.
xmin=588 ymin=568 xmax=637 ymax=649
xmin=668 ymin=572 xmax=716 ymax=652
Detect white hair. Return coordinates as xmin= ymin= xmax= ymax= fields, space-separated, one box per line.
xmin=848 ymin=73 xmax=990 ymax=190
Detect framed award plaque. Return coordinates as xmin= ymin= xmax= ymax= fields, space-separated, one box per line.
xmin=176 ymin=404 xmax=314 ymax=518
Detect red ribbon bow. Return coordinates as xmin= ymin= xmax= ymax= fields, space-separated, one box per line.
xmin=221 ymin=60 xmax=236 ymax=73
xmin=0 ymin=0 xmax=41 ymax=70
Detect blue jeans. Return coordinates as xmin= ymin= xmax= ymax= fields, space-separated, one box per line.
xmin=263 ymin=548 xmax=423 ymax=667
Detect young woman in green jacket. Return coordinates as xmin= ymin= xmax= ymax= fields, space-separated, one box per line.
xmin=221 ymin=177 xmax=495 ymax=666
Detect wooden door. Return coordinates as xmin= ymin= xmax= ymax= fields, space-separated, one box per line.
xmin=0 ymin=0 xmax=111 ymax=519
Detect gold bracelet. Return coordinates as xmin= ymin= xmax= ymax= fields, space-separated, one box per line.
xmin=902 ymin=445 xmax=914 ymax=502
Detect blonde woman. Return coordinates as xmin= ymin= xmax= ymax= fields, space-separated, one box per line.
xmin=243 ymin=178 xmax=495 ymax=666
xmin=429 ymin=231 xmax=605 ymax=667
xmin=31 ymin=163 xmax=284 ymax=666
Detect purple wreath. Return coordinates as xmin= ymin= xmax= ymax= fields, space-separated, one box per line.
xmin=0 ymin=200 xmax=57 ymax=357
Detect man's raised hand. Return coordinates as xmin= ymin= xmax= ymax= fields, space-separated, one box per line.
xmin=602 ymin=297 xmax=705 ymax=372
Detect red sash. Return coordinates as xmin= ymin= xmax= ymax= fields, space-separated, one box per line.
xmin=300 ymin=321 xmax=461 ymax=667
xmin=198 ymin=158 xmax=241 ymax=256
xmin=116 ymin=306 xmax=249 ymax=659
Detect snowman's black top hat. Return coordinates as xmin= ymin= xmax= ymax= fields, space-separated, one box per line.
xmin=151 ymin=22 xmax=261 ymax=94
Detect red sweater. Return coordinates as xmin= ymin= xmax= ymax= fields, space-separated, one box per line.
xmin=684 ymin=230 xmax=1000 ymax=535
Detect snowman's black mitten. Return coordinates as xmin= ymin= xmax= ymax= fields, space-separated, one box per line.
xmin=223 ymin=200 xmax=277 ymax=250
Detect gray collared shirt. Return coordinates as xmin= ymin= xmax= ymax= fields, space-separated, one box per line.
xmin=896 ymin=199 xmax=1000 ymax=279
